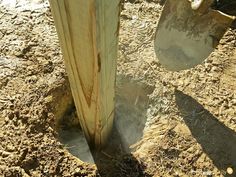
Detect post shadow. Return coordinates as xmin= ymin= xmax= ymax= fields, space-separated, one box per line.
xmin=92 ymin=125 xmax=151 ymax=177
xmin=92 ymin=77 xmax=154 ymax=177
xmin=175 ymin=90 xmax=236 ymax=177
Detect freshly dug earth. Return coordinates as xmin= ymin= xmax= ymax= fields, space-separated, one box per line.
xmin=0 ymin=0 xmax=236 ymax=177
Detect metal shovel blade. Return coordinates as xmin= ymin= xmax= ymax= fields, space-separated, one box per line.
xmin=154 ymin=0 xmax=235 ymax=71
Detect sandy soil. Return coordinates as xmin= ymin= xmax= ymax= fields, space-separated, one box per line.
xmin=0 ymin=0 xmax=236 ymax=176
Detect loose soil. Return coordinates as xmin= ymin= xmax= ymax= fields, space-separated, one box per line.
xmin=0 ymin=0 xmax=236 ymax=177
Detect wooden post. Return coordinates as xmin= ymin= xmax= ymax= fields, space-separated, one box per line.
xmin=49 ymin=0 xmax=120 ymax=148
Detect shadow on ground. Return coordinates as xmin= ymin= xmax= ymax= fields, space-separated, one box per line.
xmin=175 ymin=90 xmax=236 ymax=177
xmin=93 ymin=76 xmax=154 ymax=177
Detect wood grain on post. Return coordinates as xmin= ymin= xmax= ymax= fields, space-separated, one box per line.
xmin=49 ymin=0 xmax=120 ymax=148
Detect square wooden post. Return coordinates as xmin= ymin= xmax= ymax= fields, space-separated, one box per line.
xmin=49 ymin=0 xmax=121 ymax=148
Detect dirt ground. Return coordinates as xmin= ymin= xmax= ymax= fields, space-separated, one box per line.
xmin=0 ymin=0 xmax=236 ymax=176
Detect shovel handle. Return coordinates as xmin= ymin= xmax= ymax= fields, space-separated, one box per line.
xmin=191 ymin=0 xmax=214 ymax=13
xmin=191 ymin=0 xmax=204 ymax=10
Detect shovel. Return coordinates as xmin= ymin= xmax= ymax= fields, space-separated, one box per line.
xmin=154 ymin=0 xmax=235 ymax=71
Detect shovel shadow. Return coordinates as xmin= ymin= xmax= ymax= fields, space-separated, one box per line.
xmin=175 ymin=90 xmax=236 ymax=177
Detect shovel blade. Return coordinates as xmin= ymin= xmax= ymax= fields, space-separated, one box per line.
xmin=154 ymin=0 xmax=234 ymax=71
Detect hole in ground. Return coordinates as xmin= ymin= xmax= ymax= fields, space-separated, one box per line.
xmin=57 ymin=109 xmax=94 ymax=163
xmin=57 ymin=75 xmax=154 ymax=176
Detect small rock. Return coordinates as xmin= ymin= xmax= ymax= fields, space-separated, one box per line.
xmin=173 ymin=124 xmax=191 ymax=136
xmin=6 ymin=144 xmax=15 ymax=152
xmin=1 ymin=150 xmax=11 ymax=158
xmin=8 ymin=112 xmax=14 ymax=119
xmin=5 ymin=116 xmax=9 ymax=123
